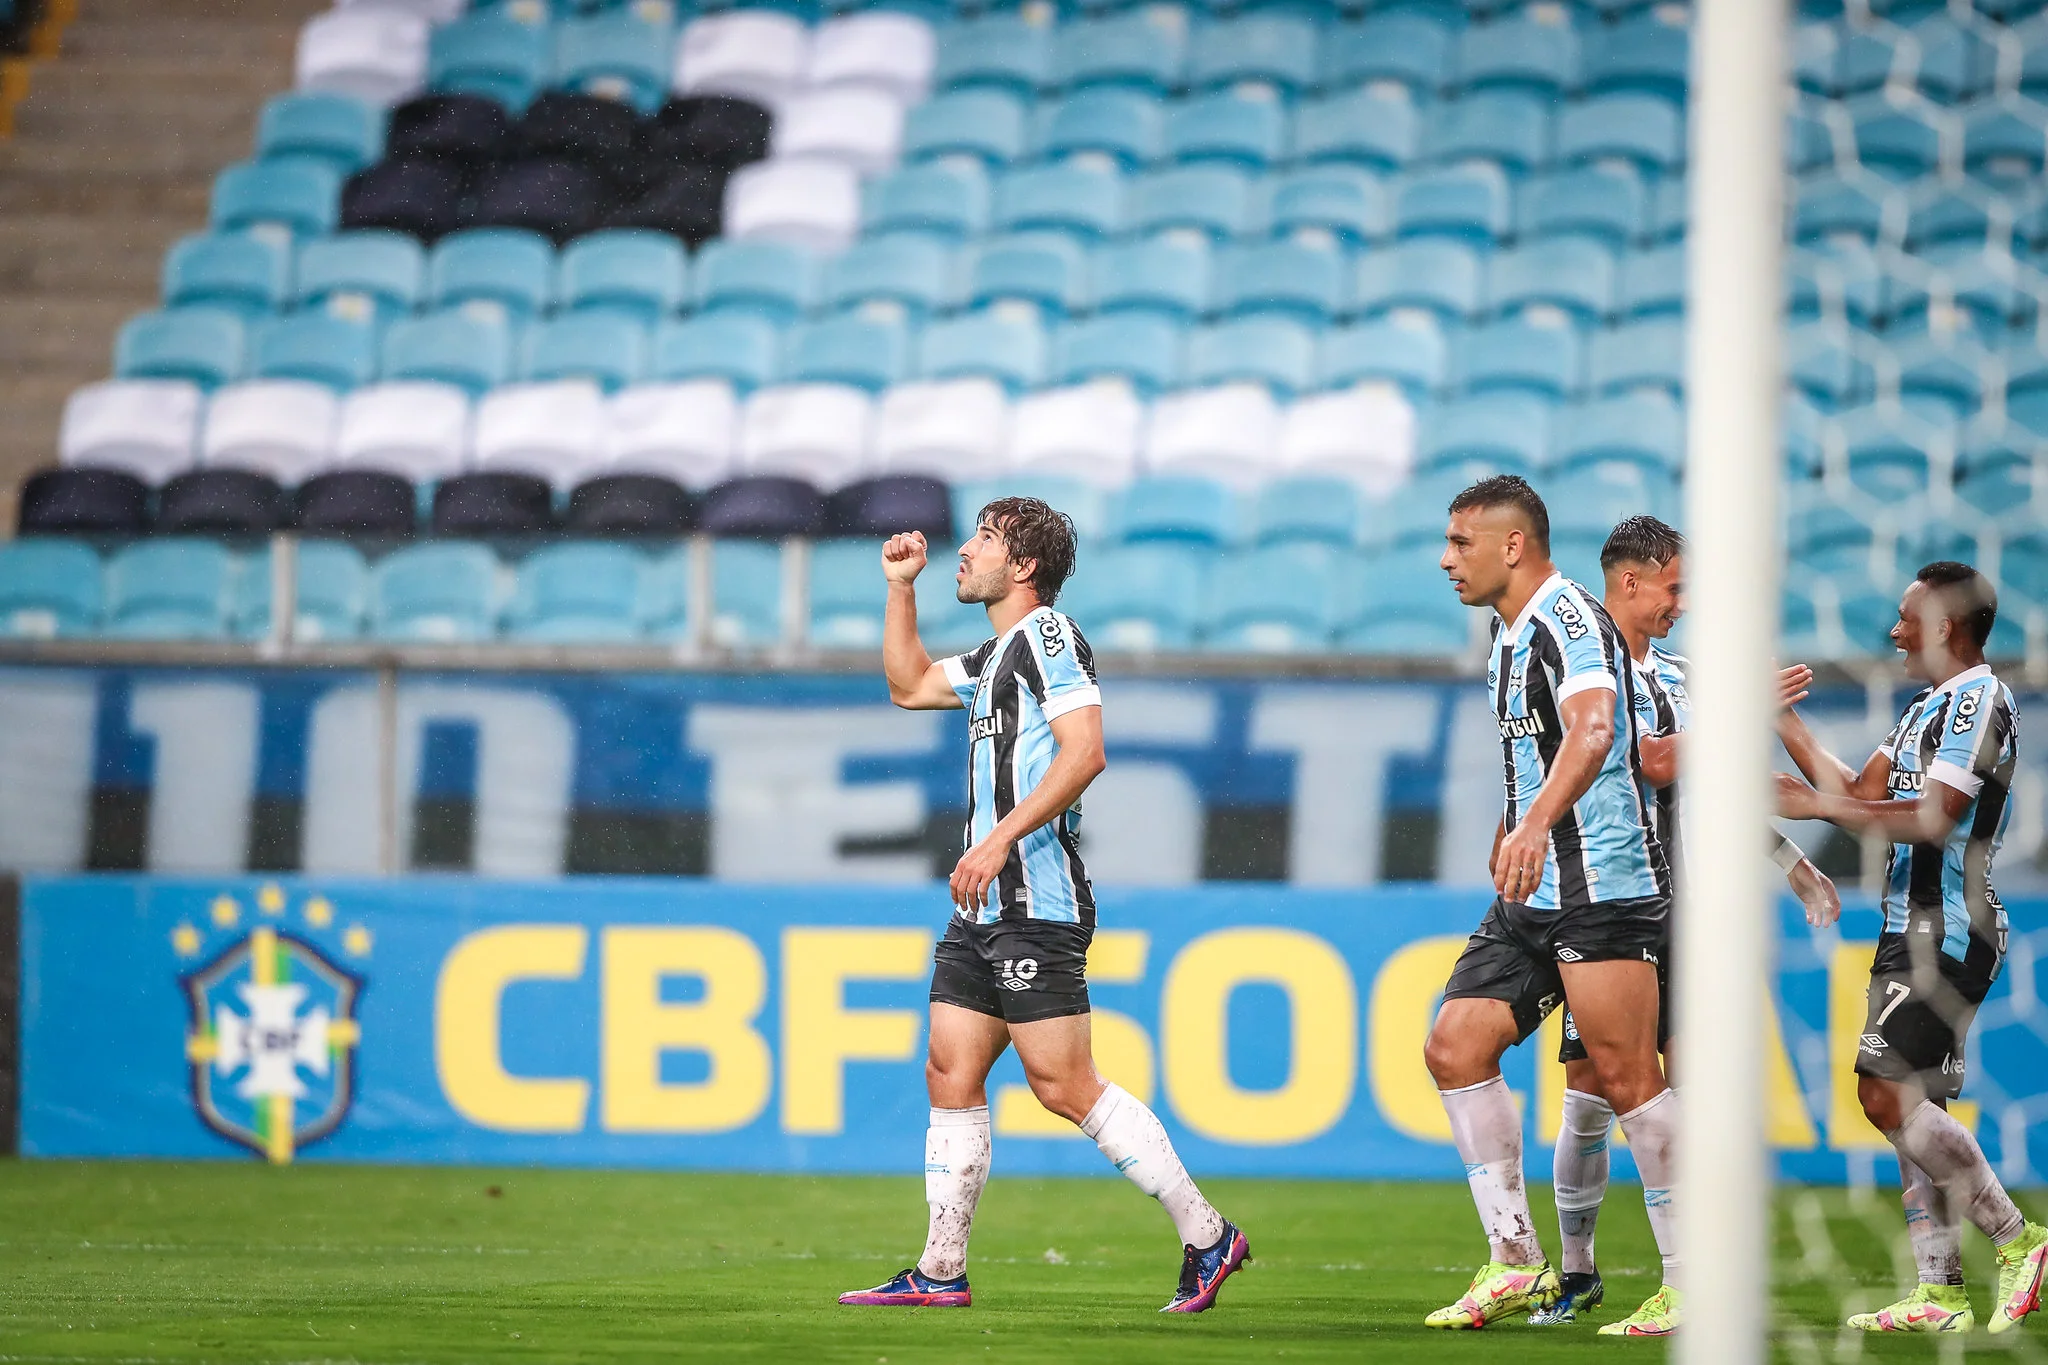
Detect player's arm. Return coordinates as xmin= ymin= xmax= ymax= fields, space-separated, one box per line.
xmin=949 ymin=705 xmax=1105 ymax=911
xmin=1776 ymin=699 xmax=1890 ymax=801
xmin=1770 ymin=832 xmax=1841 ymax=927
xmin=1495 ymin=687 xmax=1614 ymax=901
xmin=1775 ymin=771 xmax=1972 ymax=844
xmin=1639 ymin=733 xmax=1679 ymax=788
xmin=881 ymin=531 xmax=963 ymax=711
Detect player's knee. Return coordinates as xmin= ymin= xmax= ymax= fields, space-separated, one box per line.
xmin=1858 ymin=1075 xmax=1908 ymax=1134
xmin=925 ymin=1057 xmax=986 ymax=1109
xmin=1026 ymin=1074 xmax=1096 ymax=1125
xmin=1423 ymin=1021 xmax=1483 ymax=1088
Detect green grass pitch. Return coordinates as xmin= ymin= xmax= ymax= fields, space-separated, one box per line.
xmin=1 ymin=1162 xmax=2041 ymax=1362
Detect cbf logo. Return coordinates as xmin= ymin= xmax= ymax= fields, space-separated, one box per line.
xmin=174 ymin=885 xmax=370 ymax=1164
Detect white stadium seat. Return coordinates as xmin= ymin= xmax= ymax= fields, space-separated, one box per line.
xmin=472 ymin=381 xmax=610 ymax=489
xmin=1005 ymin=380 xmax=1144 ymax=487
xmin=673 ymin=11 xmax=810 ymax=108
xmin=874 ymin=378 xmax=1009 ymax=482
xmin=1144 ymin=383 xmax=1283 ymax=490
xmin=334 ymin=0 xmax=465 ymax=24
xmin=771 ymin=87 xmax=907 ymax=177
xmin=806 ymin=13 xmax=936 ymax=105
xmin=739 ymin=383 xmax=875 ymax=489
xmin=199 ymin=380 xmax=341 ymax=485
xmin=295 ymin=7 xmax=429 ymax=107
xmin=1279 ymin=385 xmax=1417 ymax=495
xmin=334 ymin=381 xmax=471 ymax=483
xmin=605 ymin=381 xmax=741 ymax=489
xmin=723 ymin=159 xmax=862 ymax=252
xmin=58 ymin=380 xmax=202 ymax=485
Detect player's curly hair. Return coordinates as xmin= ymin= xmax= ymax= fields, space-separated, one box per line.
xmin=977 ymin=496 xmax=1078 ymax=605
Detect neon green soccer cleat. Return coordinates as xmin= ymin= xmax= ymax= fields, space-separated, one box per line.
xmin=1846 ymin=1282 xmax=1974 ymax=1333
xmin=1989 ymin=1221 xmax=2048 ymax=1336
xmin=1597 ymin=1284 xmax=1683 ymax=1337
xmin=1423 ymin=1261 xmax=1561 ymax=1329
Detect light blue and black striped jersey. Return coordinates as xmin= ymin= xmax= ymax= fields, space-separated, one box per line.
xmin=1488 ymin=572 xmax=1669 ymax=911
xmin=1632 ymin=644 xmax=1689 ymax=880
xmin=940 ymin=605 xmax=1101 ymax=925
xmin=1875 ymin=663 xmax=2017 ymax=969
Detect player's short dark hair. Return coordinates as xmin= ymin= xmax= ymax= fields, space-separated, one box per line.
xmin=1600 ymin=515 xmax=1687 ymax=572
xmin=1914 ymin=560 xmax=1997 ymax=648
xmin=978 ymin=496 xmax=1078 ymax=604
xmin=1448 ymin=474 xmax=1550 ymax=555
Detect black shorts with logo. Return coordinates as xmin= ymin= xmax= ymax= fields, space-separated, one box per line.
xmin=1557 ymin=953 xmax=1671 ymax=1064
xmin=1443 ymin=895 xmax=1670 ymax=1045
xmin=1854 ymin=911 xmax=2003 ymax=1102
xmin=930 ymin=914 xmax=1093 ymax=1025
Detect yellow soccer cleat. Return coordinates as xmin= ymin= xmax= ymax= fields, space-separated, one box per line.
xmin=1424 ymin=1260 xmax=1561 ymax=1329
xmin=1846 ymin=1282 xmax=1974 ymax=1333
xmin=1598 ymin=1284 xmax=1683 ymax=1337
xmin=1989 ymin=1221 xmax=2048 ymax=1336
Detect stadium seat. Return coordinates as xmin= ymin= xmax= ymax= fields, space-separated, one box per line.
xmin=739 ymin=383 xmax=877 ymax=490
xmin=522 ymin=313 xmax=649 ymax=391
xmin=296 ymin=469 xmax=418 ymax=536
xmin=1320 ymin=11 xmax=1452 ymax=95
xmin=1589 ymin=318 xmax=1686 ymax=397
xmin=1395 ymin=165 xmax=1512 ymax=244
xmin=114 ymin=309 xmax=245 ymax=391
xmin=1418 ymin=392 xmax=1550 ymax=475
xmin=59 ymin=380 xmax=203 ymax=485
xmin=428 ymin=228 xmax=556 ymax=321
xmin=1187 ymin=317 xmax=1315 ymax=396
xmin=1784 ymin=322 xmax=1872 ymax=408
xmin=724 ymin=159 xmax=863 ymax=252
xmin=371 ymin=541 xmax=501 ymax=641
xmin=1908 ymin=14 xmax=1992 ymax=104
xmin=1554 ymin=93 xmax=1685 ymax=174
xmin=952 ymin=474 xmax=1106 ymax=543
xmin=336 ymin=380 xmax=472 ymax=484
xmin=103 ymin=539 xmax=236 ymax=640
xmin=1164 ymin=89 xmax=1286 ymax=168
xmin=432 ymin=466 xmax=557 ymax=534
xmin=513 ymin=89 xmax=640 ymax=181
xmin=805 ymin=538 xmax=886 ymax=646
xmin=920 ymin=307 xmax=1047 ymax=391
xmin=1126 ymin=165 xmax=1255 ymax=240
xmin=553 ymin=9 xmax=672 ymax=112
xmin=296 ymin=6 xmax=429 ymax=107
xmin=1279 ymin=383 xmax=1417 ymax=493
xmin=1055 ymin=9 xmax=1187 ymax=92
xmin=1553 ymin=391 xmax=1684 ymax=476
xmin=968 ymin=233 xmax=1087 ymax=316
xmin=1145 ymin=384 xmax=1283 ymax=489
xmin=1620 ymin=244 xmax=1685 ymax=320
xmin=993 ymin=161 xmax=1124 ymax=240
xmin=1354 ymin=239 xmax=1481 ymax=321
xmin=1793 ymin=175 xmax=1886 ymax=244
xmin=901 ymin=89 xmax=1026 ymax=168
xmin=1842 ymin=402 xmax=1952 ymax=503
xmin=1419 ymin=91 xmax=1550 ymax=174
xmin=1957 ymin=434 xmax=2040 ymax=522
xmin=251 ymin=313 xmax=378 ymax=391
xmin=772 ymin=86 xmax=907 ymax=177
xmin=505 ymin=541 xmax=650 ymax=642
xmin=1268 ymin=168 xmax=1389 ymax=248
xmin=1906 ymin=189 xmax=1992 ymax=252
xmin=296 ymin=231 xmax=426 ymax=321
xmin=647 ymin=314 xmax=778 ymax=398
xmin=473 ymin=380 xmax=610 ymax=489
xmin=155 ymin=465 xmax=292 ymax=534
xmin=1787 ymin=242 xmax=1881 ymax=328
xmin=231 ymin=539 xmax=370 ymax=643
xmin=1214 ymin=239 xmax=1347 ymax=326
xmin=1251 ymin=475 xmax=1362 ymax=548
xmin=1786 ymin=107 xmax=1835 ymax=176
xmin=863 ymin=160 xmax=991 ymax=241
xmin=934 ymin=12 xmax=1054 ymax=95
xmin=700 ymin=475 xmax=828 ymax=538
xmin=639 ymin=93 xmax=772 ymax=175
xmin=603 ymin=163 xmax=729 ymax=249
xmin=555 ymin=230 xmax=687 ymax=324
xmin=0 ymin=539 xmax=103 ymax=638
xmin=16 ymin=468 xmax=149 ymax=536
xmin=1055 ymin=312 xmax=1182 ymax=394
xmin=1487 ymin=239 xmax=1616 ymax=323
xmin=872 ymin=379 xmax=1008 ymax=482
xmin=1038 ymin=88 xmax=1165 ymax=168
xmin=674 ymin=10 xmax=810 ymax=109
xmin=809 ymin=11 xmax=936 ymax=105
xmin=1318 ymin=316 xmax=1447 ymax=401
xmin=1517 ymin=166 xmax=1644 ymax=249
xmin=1963 ymin=104 xmax=2047 ymax=185
xmin=1205 ymin=542 xmax=1337 ymax=652
xmin=1290 ymin=88 xmax=1417 ymax=174
xmin=380 ymin=310 xmax=514 ymax=395
xmin=1007 ymin=383 xmax=1144 ymax=487
xmin=1849 ymin=96 xmax=1941 ymax=181
xmin=829 ymin=474 xmax=952 ymax=549
xmin=200 ymin=380 xmax=341 ymax=486
xmin=1112 ymin=473 xmax=1237 ymax=545
xmin=694 ymin=239 xmax=816 ymax=324
xmin=785 ymin=312 xmax=912 ymax=391
xmin=339 ymin=156 xmax=466 ymax=243
xmin=565 ymin=471 xmax=696 ymax=537
xmin=1648 ymin=176 xmax=1687 ymax=242
xmin=824 ymin=235 xmax=955 ymax=319
xmin=1581 ymin=9 xmax=1690 ymax=102
xmin=387 ymin=91 xmax=512 ymax=172
xmin=706 ymin=538 xmax=784 ymax=645
xmin=161 ymin=233 xmax=288 ymax=318
xmin=1188 ymin=14 xmax=1316 ymax=93
xmin=427 ymin=11 xmax=546 ymax=108
xmin=1093 ymin=233 xmax=1211 ymax=321
xmin=1333 ymin=552 xmax=1471 ymax=654
xmin=607 ymin=379 xmax=741 ymax=490
xmin=1787 ymin=489 xmax=1875 ymax=574
xmin=257 ymin=91 xmax=384 ymax=174
xmin=1453 ymin=9 xmax=1578 ymax=97
xmin=1894 ymin=334 xmax=1986 ymax=416
xmin=211 ymin=159 xmax=341 ymax=240
xmin=1059 ymin=541 xmax=1208 ymax=651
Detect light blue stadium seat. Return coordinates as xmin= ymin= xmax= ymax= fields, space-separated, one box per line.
xmin=1093 ymin=233 xmax=1210 ymax=320
xmin=2010 ymin=342 xmax=2048 ymax=434
xmin=429 ymin=12 xmax=549 ymax=109
xmin=694 ymin=238 xmax=817 ymax=322
xmin=295 ymin=230 xmax=426 ymax=321
xmin=1188 ymin=14 xmax=1317 ymax=92
xmin=1186 ymin=316 xmax=1315 ymax=395
xmin=553 ymin=9 xmax=672 ymax=111
xmin=1054 ymin=312 xmax=1182 ymax=393
xmin=505 ymin=541 xmax=649 ymax=642
xmin=1552 ymin=391 xmax=1683 ymax=476
xmin=1894 ymin=335 xmax=1984 ymax=417
xmin=559 ymin=230 xmax=688 ymax=322
xmin=1895 ymin=249 xmax=2030 ymax=338
xmin=1786 ymin=243 xmax=1881 ymax=329
xmin=1905 ymin=14 xmax=1992 ymax=104
xmin=380 ymin=309 xmax=515 ymax=395
xmin=785 ymin=312 xmax=911 ymax=390
xmin=1784 ymin=322 xmax=1871 ymax=409
xmin=114 ymin=308 xmax=246 ymax=390
xmin=1957 ymin=435 xmax=2040 ymax=522
xmin=104 ymin=539 xmax=235 ymax=640
xmin=1589 ymin=318 xmax=1685 ymax=397
xmin=1204 ymin=541 xmax=1336 ymax=651
xmin=1252 ymin=476 xmax=1361 ymax=548
xmin=653 ymin=313 xmax=781 ymax=390
xmin=1418 ymin=392 xmax=1551 ymax=475
xmin=1620 ymin=243 xmax=1685 ymax=319
xmin=824 ymin=235 xmax=955 ymax=318
xmin=0 ymin=539 xmax=101 ymax=639
xmin=993 ymin=161 xmax=1124 ymax=239
xmin=233 ymin=540 xmax=370 ymax=642
xmin=1114 ymin=474 xmax=1237 ymax=545
xmin=253 ymin=312 xmax=379 ymax=391
xmin=1835 ymin=580 xmax=1906 ymax=656
xmin=523 ymin=312 xmax=649 ymax=390
xmin=1543 ymin=463 xmax=1679 ymax=550
xmin=1850 ymin=97 xmax=1941 ymax=181
xmin=1793 ymin=175 xmax=1884 ymax=244
xmin=1419 ymin=91 xmax=1550 ymax=174
xmin=953 ymin=474 xmax=1106 ymax=543
xmin=1355 ymin=238 xmax=1480 ymax=321
xmin=1555 ymin=93 xmax=1685 ymax=174
xmin=1164 ymin=89 xmax=1286 ymax=168
xmin=372 ymin=542 xmax=501 ymax=642
xmin=428 ymin=228 xmax=556 ymax=320
xmin=1321 ymin=11 xmax=1452 ymax=95
xmin=902 ymin=88 xmax=1029 ymax=165
xmin=210 ymin=159 xmax=340 ymax=239
xmin=1454 ymin=316 xmax=1582 ymax=399
xmin=1648 ymin=175 xmax=1687 ymax=242
xmin=1214 ymin=238 xmax=1347 ymax=326
xmin=1786 ymin=108 xmax=1834 ymax=175
xmin=1964 ymin=104 xmax=2046 ymax=185
xmin=1453 ymin=10 xmax=1578 ymax=97
xmin=1318 ymin=316 xmax=1446 ymax=401
xmin=1909 ymin=189 xmax=1994 ymax=253
xmin=968 ymin=232 xmax=1087 ymax=315
xmin=1395 ymin=165 xmax=1512 ymax=244
xmin=1036 ymin=87 xmax=1165 ymax=167
xmin=1055 ymin=10 xmax=1187 ymax=92
xmin=862 ymin=161 xmax=991 ymax=241
xmin=1787 ymin=490 xmax=1873 ymax=574
xmin=1582 ymin=10 xmax=1690 ymax=102
xmin=935 ymin=12 xmax=1054 ymax=94
xmin=1290 ymin=88 xmax=1417 ymax=174
xmin=162 ymin=232 xmax=289 ymax=317
xmin=1127 ymin=165 xmax=1255 ymax=240
xmin=1842 ymin=401 xmax=1952 ymax=503
xmin=919 ymin=307 xmax=1047 ymax=390
xmin=710 ymin=539 xmax=783 ymax=648
xmin=1333 ymin=552 xmax=1469 ymax=654
xmin=1385 ymin=470 xmax=1474 ymax=551
xmin=1517 ymin=166 xmax=1644 ymax=249
xmin=1487 ymin=239 xmax=1616 ymax=323
xmin=1784 ymin=392 xmax=1826 ymax=479
xmin=256 ymin=92 xmax=383 ymax=174
xmin=1793 ymin=21 xmax=1838 ymax=95
xmin=806 ymin=539 xmax=887 ymax=647
xmin=638 ymin=544 xmax=691 ymax=642
xmin=1059 ymin=541 xmax=1210 ymax=650
xmin=1268 ymin=167 xmax=1389 ymax=248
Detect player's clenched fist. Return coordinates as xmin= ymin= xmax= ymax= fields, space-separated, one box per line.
xmin=881 ymin=531 xmax=928 ymax=583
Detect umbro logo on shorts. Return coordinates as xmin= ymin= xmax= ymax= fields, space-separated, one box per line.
xmin=1861 ymin=1033 xmax=1889 ymax=1052
xmin=1557 ymin=946 xmax=1584 ymax=962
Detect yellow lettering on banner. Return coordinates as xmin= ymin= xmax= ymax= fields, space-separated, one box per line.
xmin=600 ymin=927 xmax=772 ymax=1133
xmin=1828 ymin=942 xmax=1977 ymax=1150
xmin=435 ymin=925 xmax=590 ymax=1132
xmin=996 ymin=931 xmax=1154 ymax=1136
xmin=1163 ymin=928 xmax=1356 ymax=1145
xmin=782 ymin=927 xmax=931 ymax=1135
xmin=1366 ymin=936 xmax=1467 ymax=1143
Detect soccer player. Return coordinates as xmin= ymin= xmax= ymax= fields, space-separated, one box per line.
xmin=1776 ymin=561 xmax=2047 ymax=1335
xmin=837 ymin=497 xmax=1250 ymax=1315
xmin=1532 ymin=516 xmax=1842 ymax=1327
xmin=1423 ymin=476 xmax=1683 ymax=1335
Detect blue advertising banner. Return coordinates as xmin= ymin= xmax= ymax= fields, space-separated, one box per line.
xmin=20 ymin=876 xmax=2047 ymax=1185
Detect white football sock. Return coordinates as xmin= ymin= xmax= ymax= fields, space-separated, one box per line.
xmin=1888 ymin=1100 xmax=2026 ymax=1247
xmin=1616 ymin=1088 xmax=1681 ymax=1285
xmin=1081 ymin=1083 xmax=1226 ymax=1250
xmin=1899 ymin=1155 xmax=1964 ymax=1286
xmin=1553 ymin=1089 xmax=1614 ymax=1276
xmin=916 ymin=1105 xmax=990 ymax=1282
xmin=1441 ymin=1075 xmax=1544 ymax=1266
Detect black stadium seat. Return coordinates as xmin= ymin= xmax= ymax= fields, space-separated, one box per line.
xmin=699 ymin=476 xmax=827 ymax=538
xmin=829 ymin=474 xmax=953 ymax=542
xmin=518 ymin=91 xmax=643 ymax=192
xmin=467 ymin=156 xmax=616 ymax=244
xmin=156 ymin=469 xmax=292 ymax=533
xmin=640 ymin=95 xmax=773 ymax=173
xmin=566 ymin=474 xmax=697 ymax=535
xmin=17 ymin=467 xmax=150 ymax=535
xmin=296 ymin=471 xmax=418 ymax=535
xmin=431 ymin=471 xmax=556 ymax=535
xmin=603 ymin=164 xmax=729 ymax=246
xmin=384 ymin=93 xmax=513 ymax=178
xmin=340 ymin=157 xmax=467 ymax=242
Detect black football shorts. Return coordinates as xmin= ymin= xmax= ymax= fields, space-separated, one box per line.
xmin=1854 ymin=911 xmax=2002 ymax=1102
xmin=1443 ymin=895 xmax=1670 ymax=1045
xmin=930 ymin=913 xmax=1093 ymax=1025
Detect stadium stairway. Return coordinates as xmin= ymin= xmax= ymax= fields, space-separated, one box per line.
xmin=0 ymin=0 xmax=325 ymax=528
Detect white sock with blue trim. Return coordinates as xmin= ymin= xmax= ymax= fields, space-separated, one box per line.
xmin=1554 ymin=1088 xmax=1614 ymax=1276
xmin=1082 ymin=1083 xmax=1225 ymax=1249
xmin=917 ymin=1105 xmax=990 ymax=1282
xmin=1617 ymin=1088 xmax=1681 ymax=1285
xmin=1442 ymin=1074 xmax=1544 ymax=1266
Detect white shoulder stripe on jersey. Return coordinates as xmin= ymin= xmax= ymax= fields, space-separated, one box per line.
xmin=941 ymin=655 xmax=973 ymax=691
xmin=1041 ymin=685 xmax=1102 ymax=721
xmin=1556 ymin=671 xmax=1619 ymax=702
xmin=1927 ymin=757 xmax=1986 ymax=799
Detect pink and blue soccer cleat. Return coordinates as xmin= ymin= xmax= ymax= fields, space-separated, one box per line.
xmin=1161 ymin=1221 xmax=1252 ymax=1313
xmin=837 ymin=1266 xmax=972 ymax=1307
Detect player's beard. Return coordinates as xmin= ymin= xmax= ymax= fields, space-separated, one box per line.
xmin=955 ymin=564 xmax=1009 ymax=605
